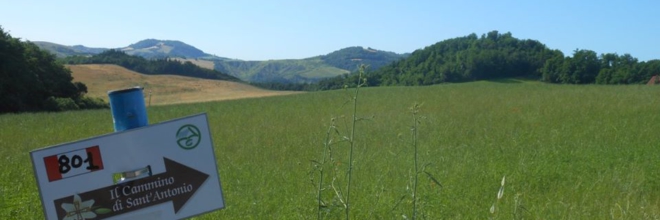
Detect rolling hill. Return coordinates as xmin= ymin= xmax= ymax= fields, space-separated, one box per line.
xmin=32 ymin=41 xmax=105 ymax=58
xmin=120 ymin=39 xmax=230 ymax=60
xmin=213 ymin=58 xmax=350 ymax=83
xmin=33 ymin=39 xmax=230 ymax=60
xmin=67 ymin=64 xmax=301 ymax=105
xmin=214 ymin=46 xmax=407 ymax=83
xmin=35 ymin=40 xmax=407 ymax=84
xmin=320 ymin=46 xmax=409 ymax=72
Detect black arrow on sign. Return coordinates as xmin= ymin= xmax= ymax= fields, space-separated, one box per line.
xmin=54 ymin=157 xmax=208 ymax=219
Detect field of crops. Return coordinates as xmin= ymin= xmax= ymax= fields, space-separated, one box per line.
xmin=2 ymin=81 xmax=660 ymax=219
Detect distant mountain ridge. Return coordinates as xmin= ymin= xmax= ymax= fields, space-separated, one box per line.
xmin=32 ymin=41 xmax=104 ymax=58
xmin=120 ymin=39 xmax=229 ymax=60
xmin=35 ymin=39 xmax=408 ymax=83
xmin=213 ymin=46 xmax=408 ymax=83
xmin=71 ymin=45 xmax=106 ymax=54
xmin=213 ymin=58 xmax=350 ymax=83
xmin=33 ymin=40 xmax=230 ymax=60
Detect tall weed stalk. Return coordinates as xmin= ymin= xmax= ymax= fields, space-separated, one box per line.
xmin=411 ymin=103 xmax=421 ymax=220
xmin=314 ymin=65 xmax=367 ymax=220
xmin=316 ymin=118 xmax=336 ymax=219
xmin=406 ymin=103 xmax=440 ymax=219
xmin=345 ymin=65 xmax=367 ymax=219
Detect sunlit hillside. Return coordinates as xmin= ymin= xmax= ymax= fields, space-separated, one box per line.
xmin=67 ymin=64 xmax=301 ymax=105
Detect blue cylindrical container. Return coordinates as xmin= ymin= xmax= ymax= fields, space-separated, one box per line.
xmin=108 ymin=87 xmax=148 ymax=132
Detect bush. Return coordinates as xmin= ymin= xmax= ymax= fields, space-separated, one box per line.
xmin=75 ymin=96 xmax=109 ymax=109
xmin=44 ymin=97 xmax=79 ymax=111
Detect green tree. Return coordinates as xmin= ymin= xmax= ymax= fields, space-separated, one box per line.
xmin=541 ymin=51 xmax=566 ymax=83
xmin=570 ymin=49 xmax=600 ymax=84
xmin=0 ymin=26 xmax=99 ymax=113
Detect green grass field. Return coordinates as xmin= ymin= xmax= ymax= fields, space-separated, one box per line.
xmin=2 ymin=81 xmax=660 ymax=219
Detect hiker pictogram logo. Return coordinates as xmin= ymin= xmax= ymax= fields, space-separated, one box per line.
xmin=176 ymin=124 xmax=201 ymax=150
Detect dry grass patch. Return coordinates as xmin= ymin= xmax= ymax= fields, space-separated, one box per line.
xmin=68 ymin=64 xmax=301 ymax=105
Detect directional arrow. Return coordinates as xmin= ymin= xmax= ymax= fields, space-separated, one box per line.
xmin=53 ymin=157 xmax=208 ymax=219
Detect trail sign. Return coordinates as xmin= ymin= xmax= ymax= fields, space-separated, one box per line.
xmin=30 ymin=114 xmax=224 ymax=220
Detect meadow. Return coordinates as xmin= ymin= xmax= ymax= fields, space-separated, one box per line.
xmin=2 ymin=81 xmax=660 ymax=219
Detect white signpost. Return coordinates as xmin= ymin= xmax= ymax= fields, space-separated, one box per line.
xmin=30 ymin=114 xmax=224 ymax=220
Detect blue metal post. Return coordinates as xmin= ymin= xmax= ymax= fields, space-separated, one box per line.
xmin=108 ymin=87 xmax=151 ymax=183
xmin=108 ymin=87 xmax=148 ymax=132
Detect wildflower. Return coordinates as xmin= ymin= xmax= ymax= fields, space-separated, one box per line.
xmin=61 ymin=194 xmax=96 ymax=220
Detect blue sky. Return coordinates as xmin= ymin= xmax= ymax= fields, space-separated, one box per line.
xmin=1 ymin=0 xmax=657 ymax=61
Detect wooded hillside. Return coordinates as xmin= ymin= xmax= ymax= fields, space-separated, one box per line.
xmin=314 ymin=31 xmax=660 ymax=90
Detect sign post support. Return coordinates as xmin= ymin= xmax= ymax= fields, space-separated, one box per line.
xmin=108 ymin=87 xmax=151 ymax=182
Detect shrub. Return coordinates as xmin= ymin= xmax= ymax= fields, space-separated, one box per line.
xmin=75 ymin=96 xmax=109 ymax=109
xmin=44 ymin=97 xmax=79 ymax=111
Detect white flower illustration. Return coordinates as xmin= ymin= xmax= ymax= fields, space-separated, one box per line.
xmin=61 ymin=194 xmax=96 ymax=220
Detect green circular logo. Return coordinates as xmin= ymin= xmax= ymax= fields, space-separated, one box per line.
xmin=176 ymin=124 xmax=201 ymax=150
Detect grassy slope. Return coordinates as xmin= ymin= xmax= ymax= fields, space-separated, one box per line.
xmin=67 ymin=64 xmax=301 ymax=105
xmin=170 ymin=58 xmax=216 ymax=70
xmin=215 ymin=58 xmax=349 ymax=83
xmin=3 ymin=81 xmax=660 ymax=219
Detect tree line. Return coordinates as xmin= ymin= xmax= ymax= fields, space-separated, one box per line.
xmin=267 ymin=31 xmax=659 ymax=91
xmin=0 ymin=26 xmax=107 ymax=113
xmin=541 ymin=50 xmax=660 ymax=84
xmin=62 ymin=50 xmax=240 ymax=81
